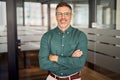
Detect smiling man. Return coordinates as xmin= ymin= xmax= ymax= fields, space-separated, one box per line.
xmin=39 ymin=2 xmax=88 ymax=80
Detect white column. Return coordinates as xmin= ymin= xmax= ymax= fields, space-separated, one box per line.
xmin=116 ymin=0 xmax=120 ymax=30
xmin=0 ymin=2 xmax=6 ymax=31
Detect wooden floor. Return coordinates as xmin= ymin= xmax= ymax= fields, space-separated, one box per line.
xmin=19 ymin=66 xmax=112 ymax=80
xmin=81 ymin=67 xmax=112 ymax=80
xmin=0 ymin=52 xmax=120 ymax=80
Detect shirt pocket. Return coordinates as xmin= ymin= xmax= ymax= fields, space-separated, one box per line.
xmin=50 ymin=41 xmax=60 ymax=55
xmin=65 ymin=43 xmax=77 ymax=56
xmin=71 ymin=44 xmax=77 ymax=49
xmin=68 ymin=42 xmax=78 ymax=50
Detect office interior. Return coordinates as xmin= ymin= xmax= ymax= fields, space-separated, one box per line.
xmin=0 ymin=0 xmax=120 ymax=80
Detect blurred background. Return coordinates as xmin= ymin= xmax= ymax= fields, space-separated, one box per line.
xmin=0 ymin=0 xmax=120 ymax=80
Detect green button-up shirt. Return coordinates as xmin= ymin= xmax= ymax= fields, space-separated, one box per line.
xmin=39 ymin=26 xmax=88 ymax=76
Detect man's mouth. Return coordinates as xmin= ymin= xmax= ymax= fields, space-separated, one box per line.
xmin=60 ymin=19 xmax=67 ymax=24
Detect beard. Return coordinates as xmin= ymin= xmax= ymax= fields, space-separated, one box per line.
xmin=60 ymin=24 xmax=67 ymax=28
xmin=59 ymin=19 xmax=68 ymax=28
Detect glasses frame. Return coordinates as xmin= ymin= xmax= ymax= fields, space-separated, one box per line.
xmin=56 ymin=12 xmax=72 ymax=16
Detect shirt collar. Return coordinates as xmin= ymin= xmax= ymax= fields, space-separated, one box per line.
xmin=55 ymin=25 xmax=73 ymax=34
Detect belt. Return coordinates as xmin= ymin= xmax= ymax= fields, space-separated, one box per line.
xmin=49 ymin=72 xmax=81 ymax=80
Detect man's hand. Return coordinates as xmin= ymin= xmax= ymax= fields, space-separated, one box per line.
xmin=49 ymin=49 xmax=82 ymax=62
xmin=49 ymin=54 xmax=58 ymax=62
xmin=72 ymin=49 xmax=83 ymax=57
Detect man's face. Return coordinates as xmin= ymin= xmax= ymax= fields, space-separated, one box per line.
xmin=56 ymin=6 xmax=72 ymax=30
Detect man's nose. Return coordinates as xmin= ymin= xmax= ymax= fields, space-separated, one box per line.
xmin=61 ymin=13 xmax=65 ymax=18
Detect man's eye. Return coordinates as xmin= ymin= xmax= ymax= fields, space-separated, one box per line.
xmin=56 ymin=13 xmax=62 ymax=16
xmin=64 ymin=12 xmax=70 ymax=15
xmin=56 ymin=12 xmax=71 ymax=16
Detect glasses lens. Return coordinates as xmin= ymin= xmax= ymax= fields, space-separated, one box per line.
xmin=56 ymin=12 xmax=71 ymax=16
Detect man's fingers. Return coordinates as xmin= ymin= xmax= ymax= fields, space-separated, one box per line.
xmin=72 ymin=50 xmax=83 ymax=57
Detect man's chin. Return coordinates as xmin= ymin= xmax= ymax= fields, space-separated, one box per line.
xmin=60 ymin=24 xmax=67 ymax=28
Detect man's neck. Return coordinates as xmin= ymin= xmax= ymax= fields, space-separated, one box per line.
xmin=58 ymin=25 xmax=70 ymax=32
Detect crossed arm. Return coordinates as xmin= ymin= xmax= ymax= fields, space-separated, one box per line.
xmin=49 ymin=49 xmax=83 ymax=62
xmin=39 ymin=32 xmax=88 ymax=71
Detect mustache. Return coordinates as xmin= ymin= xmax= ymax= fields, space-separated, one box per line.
xmin=60 ymin=19 xmax=67 ymax=21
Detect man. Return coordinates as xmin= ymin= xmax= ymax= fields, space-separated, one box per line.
xmin=39 ymin=2 xmax=88 ymax=80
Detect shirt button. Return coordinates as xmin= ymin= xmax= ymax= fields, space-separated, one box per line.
xmin=61 ymin=54 xmax=63 ymax=56
xmin=62 ymin=36 xmax=64 ymax=38
xmin=67 ymin=32 xmax=69 ymax=34
xmin=62 ymin=44 xmax=64 ymax=47
xmin=61 ymin=73 xmax=63 ymax=75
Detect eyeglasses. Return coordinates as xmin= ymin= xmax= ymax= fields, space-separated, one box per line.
xmin=56 ymin=12 xmax=71 ymax=16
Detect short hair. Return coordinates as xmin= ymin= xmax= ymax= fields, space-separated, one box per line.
xmin=56 ymin=2 xmax=72 ymax=11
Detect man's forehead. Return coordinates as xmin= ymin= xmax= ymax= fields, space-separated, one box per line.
xmin=56 ymin=6 xmax=71 ymax=12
